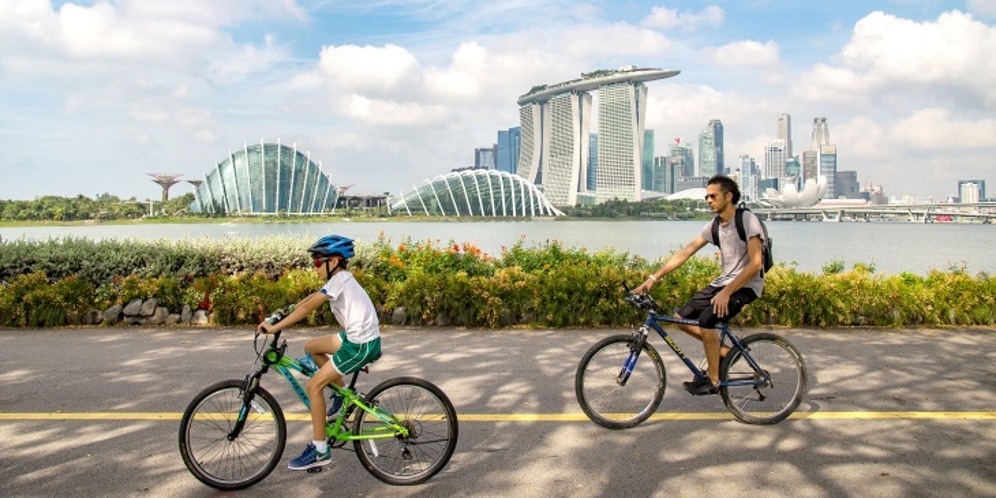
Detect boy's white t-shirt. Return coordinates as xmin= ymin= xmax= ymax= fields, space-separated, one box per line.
xmin=320 ymin=270 xmax=380 ymax=344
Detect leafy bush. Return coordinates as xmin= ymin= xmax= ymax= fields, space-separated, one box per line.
xmin=1 ymin=236 xmax=993 ymax=329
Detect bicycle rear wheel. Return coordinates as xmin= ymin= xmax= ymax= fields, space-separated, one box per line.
xmin=353 ymin=377 xmax=458 ymax=485
xmin=575 ymin=334 xmax=666 ymax=429
xmin=178 ymin=379 xmax=286 ymax=490
xmin=720 ymin=333 xmax=807 ymax=425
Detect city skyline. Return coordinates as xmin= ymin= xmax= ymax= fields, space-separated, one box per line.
xmin=1 ymin=1 xmax=994 ymax=202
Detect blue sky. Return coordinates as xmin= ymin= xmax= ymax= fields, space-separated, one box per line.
xmin=1 ymin=0 xmax=994 ymax=202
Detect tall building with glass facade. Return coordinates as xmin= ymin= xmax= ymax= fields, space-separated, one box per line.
xmin=776 ymin=113 xmax=793 ymax=158
xmin=812 ymin=117 xmax=830 ymax=148
xmin=669 ymin=139 xmax=695 ymax=179
xmin=190 ymin=141 xmax=338 ymax=215
xmin=496 ymin=127 xmax=521 ymax=175
xmin=642 ymin=129 xmax=655 ymax=191
xmin=698 ymin=119 xmax=724 ymax=177
xmin=587 ymin=133 xmax=598 ymax=191
xmin=516 ymin=67 xmax=679 ymax=206
xmin=819 ymin=145 xmax=838 ymax=198
xmin=764 ymin=140 xmax=789 ymax=179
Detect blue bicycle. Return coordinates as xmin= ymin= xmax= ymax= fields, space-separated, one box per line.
xmin=575 ymin=287 xmax=807 ymax=428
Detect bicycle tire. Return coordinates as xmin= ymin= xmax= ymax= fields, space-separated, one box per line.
xmin=720 ymin=333 xmax=807 ymax=425
xmin=353 ymin=376 xmax=458 ymax=485
xmin=575 ymin=334 xmax=666 ymax=429
xmin=178 ymin=379 xmax=286 ymax=490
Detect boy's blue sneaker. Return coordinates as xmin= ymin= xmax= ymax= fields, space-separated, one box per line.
xmin=297 ymin=355 xmax=318 ymax=373
xmin=326 ymin=392 xmax=344 ymax=420
xmin=288 ymin=443 xmax=332 ymax=470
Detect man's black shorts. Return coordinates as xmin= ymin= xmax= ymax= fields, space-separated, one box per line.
xmin=676 ymin=286 xmax=758 ymax=329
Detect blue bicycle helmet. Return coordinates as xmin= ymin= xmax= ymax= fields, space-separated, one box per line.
xmin=308 ymin=234 xmax=355 ymax=259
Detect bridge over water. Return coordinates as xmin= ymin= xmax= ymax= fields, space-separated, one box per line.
xmin=753 ymin=202 xmax=996 ymax=223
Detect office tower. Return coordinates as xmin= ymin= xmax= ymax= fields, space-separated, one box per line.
xmin=642 ymin=129 xmax=655 ymax=190
xmin=764 ymin=140 xmax=788 ymax=179
xmin=653 ymin=156 xmax=671 ymax=193
xmin=812 ymin=117 xmax=830 ymax=148
xmin=802 ymin=150 xmax=818 ymax=183
xmin=739 ymin=154 xmax=759 ymax=201
xmin=958 ymin=180 xmax=986 ymax=201
xmin=596 ymin=82 xmax=646 ymax=202
xmin=819 ymin=145 xmax=838 ymax=198
xmin=475 ymin=146 xmax=496 ymax=169
xmin=698 ymin=119 xmax=724 ymax=177
xmin=836 ymin=171 xmax=860 ymax=198
xmin=516 ymin=67 xmax=680 ymax=205
xmin=776 ymin=113 xmax=793 ymax=158
xmin=960 ymin=183 xmax=981 ymax=203
xmin=669 ymin=138 xmax=695 ymax=179
xmin=587 ymin=134 xmax=598 ymax=191
xmin=496 ymin=127 xmax=521 ymax=174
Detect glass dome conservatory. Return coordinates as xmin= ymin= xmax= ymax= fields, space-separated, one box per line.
xmin=190 ymin=141 xmax=338 ymax=215
xmin=389 ymin=169 xmax=563 ymax=217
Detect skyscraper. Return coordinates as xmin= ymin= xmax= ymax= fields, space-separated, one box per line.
xmin=516 ymin=67 xmax=680 ymax=205
xmin=496 ymin=127 xmax=521 ymax=175
xmin=812 ymin=117 xmax=830 ymax=148
xmin=698 ymin=119 xmax=724 ymax=177
xmin=819 ymin=145 xmax=838 ymax=198
xmin=776 ymin=113 xmax=793 ymax=158
xmin=587 ymin=133 xmax=598 ymax=191
xmin=669 ymin=138 xmax=695 ymax=179
xmin=765 ymin=140 xmax=788 ymax=179
xmin=642 ymin=129 xmax=655 ymax=191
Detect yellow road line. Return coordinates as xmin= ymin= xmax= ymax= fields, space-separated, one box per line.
xmin=0 ymin=411 xmax=993 ymax=421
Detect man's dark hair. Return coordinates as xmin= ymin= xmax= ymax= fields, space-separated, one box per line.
xmin=707 ymin=175 xmax=741 ymax=204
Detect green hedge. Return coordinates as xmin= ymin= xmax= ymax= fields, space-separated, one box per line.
xmin=0 ymin=235 xmax=993 ymax=328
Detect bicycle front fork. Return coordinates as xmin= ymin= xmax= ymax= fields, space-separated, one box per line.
xmin=618 ymin=327 xmax=649 ymax=386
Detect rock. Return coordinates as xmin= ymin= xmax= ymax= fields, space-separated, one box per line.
xmin=166 ymin=314 xmax=181 ymax=325
xmin=148 ymin=306 xmax=169 ymax=325
xmin=122 ymin=299 xmax=143 ymax=316
xmin=391 ymin=307 xmax=407 ymax=325
xmin=139 ymin=298 xmax=159 ymax=317
xmin=192 ymin=309 xmax=210 ymax=325
xmin=103 ymin=304 xmax=123 ymax=324
xmin=181 ymin=305 xmax=192 ymax=323
xmin=83 ymin=309 xmax=102 ymax=325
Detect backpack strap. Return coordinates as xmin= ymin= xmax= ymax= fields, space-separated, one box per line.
xmin=711 ymin=215 xmax=721 ymax=247
xmin=734 ymin=207 xmax=747 ymax=242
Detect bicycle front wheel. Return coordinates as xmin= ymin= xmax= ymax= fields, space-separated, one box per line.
xmin=178 ymin=379 xmax=286 ymax=490
xmin=575 ymin=334 xmax=666 ymax=429
xmin=721 ymin=333 xmax=807 ymax=425
xmin=353 ymin=377 xmax=458 ymax=485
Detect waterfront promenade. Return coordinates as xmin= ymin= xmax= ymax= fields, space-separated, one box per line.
xmin=1 ymin=325 xmax=993 ymax=497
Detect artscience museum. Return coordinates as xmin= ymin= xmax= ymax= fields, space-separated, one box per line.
xmin=761 ymin=176 xmax=828 ymax=208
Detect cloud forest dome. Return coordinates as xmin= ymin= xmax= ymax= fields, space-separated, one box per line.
xmin=389 ymin=170 xmax=564 ymax=217
xmin=190 ymin=141 xmax=338 ymax=215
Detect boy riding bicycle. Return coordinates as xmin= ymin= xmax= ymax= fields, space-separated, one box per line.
xmin=634 ymin=175 xmax=765 ymax=395
xmin=257 ymin=234 xmax=382 ymax=470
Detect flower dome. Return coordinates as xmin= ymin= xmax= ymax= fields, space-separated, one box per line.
xmin=190 ymin=141 xmax=337 ymax=215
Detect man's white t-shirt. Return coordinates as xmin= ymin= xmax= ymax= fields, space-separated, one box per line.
xmin=320 ymin=270 xmax=380 ymax=344
xmin=699 ymin=210 xmax=765 ymax=297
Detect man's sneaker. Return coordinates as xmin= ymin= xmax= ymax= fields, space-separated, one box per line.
xmin=326 ymin=392 xmax=344 ymax=420
xmin=288 ymin=443 xmax=332 ymax=470
xmin=688 ymin=378 xmax=720 ymax=396
xmin=683 ymin=375 xmax=711 ymax=393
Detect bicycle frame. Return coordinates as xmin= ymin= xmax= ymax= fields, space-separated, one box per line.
xmin=629 ymin=310 xmax=768 ymax=389
xmin=232 ymin=331 xmax=409 ymax=443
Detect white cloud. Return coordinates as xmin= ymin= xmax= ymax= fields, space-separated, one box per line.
xmin=891 ymin=108 xmax=996 ymax=149
xmin=642 ymin=5 xmax=724 ymax=30
xmin=337 ymin=95 xmax=447 ymax=127
xmin=703 ymin=40 xmax=780 ymax=68
xmin=968 ymin=0 xmax=996 ymax=18
xmin=318 ymin=44 xmax=422 ymax=95
xmin=795 ymin=10 xmax=996 ymax=109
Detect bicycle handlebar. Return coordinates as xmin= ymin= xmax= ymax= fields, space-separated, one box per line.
xmin=621 ymin=281 xmax=663 ymax=313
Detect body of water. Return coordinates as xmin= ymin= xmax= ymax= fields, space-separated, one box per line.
xmin=2 ymin=219 xmax=994 ymax=275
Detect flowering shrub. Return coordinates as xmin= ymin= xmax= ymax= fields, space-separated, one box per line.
xmin=0 ymin=236 xmax=993 ymax=328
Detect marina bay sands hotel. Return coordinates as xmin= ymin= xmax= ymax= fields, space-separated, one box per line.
xmin=516 ymin=66 xmax=679 ymax=205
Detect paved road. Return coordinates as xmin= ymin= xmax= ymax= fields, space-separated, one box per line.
xmin=1 ymin=326 xmax=994 ymax=497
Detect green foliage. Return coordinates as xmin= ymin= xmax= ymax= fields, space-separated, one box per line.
xmin=1 ymin=236 xmax=994 ymax=329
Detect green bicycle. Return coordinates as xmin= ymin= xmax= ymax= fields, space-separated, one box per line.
xmin=178 ymin=315 xmax=458 ymax=490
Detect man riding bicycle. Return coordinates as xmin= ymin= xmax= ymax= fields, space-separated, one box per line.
xmin=257 ymin=234 xmax=382 ymax=470
xmin=634 ymin=175 xmax=765 ymax=395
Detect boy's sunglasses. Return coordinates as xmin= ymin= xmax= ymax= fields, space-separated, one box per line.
xmin=313 ymin=258 xmax=329 ymax=268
